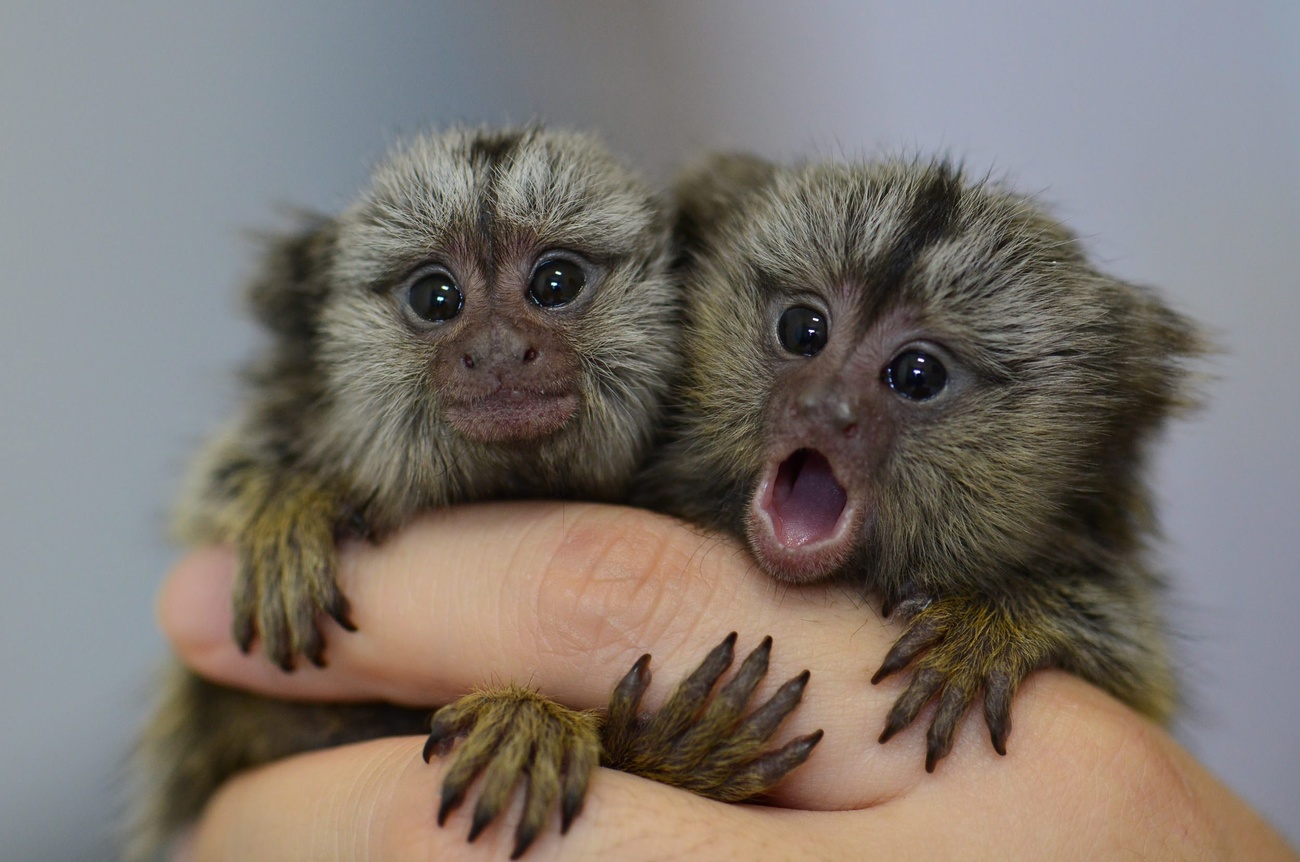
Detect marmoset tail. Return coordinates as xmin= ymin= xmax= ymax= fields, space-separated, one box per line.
xmin=128 ymin=129 xmax=818 ymax=861
xmin=645 ymin=153 xmax=1204 ymax=772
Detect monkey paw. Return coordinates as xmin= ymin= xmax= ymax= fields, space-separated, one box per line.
xmin=872 ymin=595 xmax=1052 ymax=771
xmin=231 ymin=486 xmax=354 ymax=670
xmin=602 ymin=633 xmax=823 ymax=801
xmin=424 ymin=688 xmax=602 ymax=860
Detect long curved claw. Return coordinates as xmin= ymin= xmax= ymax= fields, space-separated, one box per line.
xmin=879 ymin=666 xmax=944 ymax=744
xmin=560 ymin=739 xmax=598 ymax=834
xmin=601 ymin=635 xmax=819 ymax=803
xmin=871 ymin=616 xmax=943 ymax=684
xmin=983 ymin=670 xmax=1016 ymax=756
xmin=232 ymin=545 xmax=259 ymax=654
xmin=423 ymin=701 xmax=477 ymax=763
xmin=424 ymin=688 xmax=601 ymax=855
xmin=874 ymin=595 xmax=1051 ymax=770
xmin=229 ymin=482 xmax=353 ymax=669
xmin=603 ymin=653 xmax=652 ymax=761
xmin=639 ymin=633 xmax=737 ymax=748
xmin=436 ymin=717 xmax=508 ymax=826
xmin=925 ymin=683 xmax=977 ymax=772
xmin=672 ymin=636 xmax=772 ymax=766
xmin=510 ymin=726 xmax=563 ymax=858
xmin=711 ymin=729 xmax=824 ymax=799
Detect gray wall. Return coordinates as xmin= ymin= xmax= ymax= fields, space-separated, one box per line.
xmin=2 ymin=3 xmax=1295 ymax=857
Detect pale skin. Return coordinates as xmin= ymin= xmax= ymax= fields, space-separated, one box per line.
xmin=158 ymin=502 xmax=1297 ymax=861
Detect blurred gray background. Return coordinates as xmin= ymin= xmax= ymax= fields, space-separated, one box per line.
xmin=2 ymin=2 xmax=1296 ymax=857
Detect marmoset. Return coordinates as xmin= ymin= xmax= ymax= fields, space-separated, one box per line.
xmin=130 ymin=128 xmax=818 ymax=861
xmin=646 ymin=153 xmax=1203 ymax=772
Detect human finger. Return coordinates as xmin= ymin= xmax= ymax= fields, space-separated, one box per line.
xmin=185 ymin=735 xmax=859 ymax=862
xmin=156 ymin=501 xmax=1107 ymax=811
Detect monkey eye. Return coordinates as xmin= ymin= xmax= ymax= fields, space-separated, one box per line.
xmin=778 ymin=306 xmax=829 ymax=356
xmin=408 ymin=272 xmax=463 ymax=322
xmin=884 ymin=349 xmax=948 ymax=400
xmin=529 ymin=259 xmax=586 ymax=308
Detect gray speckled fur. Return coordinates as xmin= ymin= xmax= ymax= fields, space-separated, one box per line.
xmin=643 ymin=153 xmax=1205 ymax=764
xmin=129 ymin=127 xmax=677 ymax=862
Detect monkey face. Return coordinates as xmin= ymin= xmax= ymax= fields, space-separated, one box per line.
xmin=296 ymin=128 xmax=677 ymax=509
xmin=747 ymin=296 xmax=976 ymax=583
xmin=383 ymin=249 xmax=590 ymax=444
xmin=672 ymin=158 xmax=1200 ymax=593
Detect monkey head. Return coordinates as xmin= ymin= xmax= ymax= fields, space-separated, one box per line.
xmin=658 ymin=156 xmax=1203 ymax=599
xmin=246 ymin=127 xmax=677 ymax=520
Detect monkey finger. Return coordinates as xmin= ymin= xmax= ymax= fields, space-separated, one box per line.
xmin=671 ymin=636 xmax=774 ymax=759
xmin=436 ymin=718 xmax=510 ymax=826
xmin=699 ymin=729 xmax=825 ymax=801
xmin=650 ymin=664 xmax=812 ymax=793
xmin=871 ymin=616 xmax=944 ymax=685
xmin=601 ymin=653 xmax=652 ymax=761
xmin=230 ymin=545 xmax=259 ymax=654
xmin=665 ymin=667 xmax=816 ymax=796
xmin=723 ymin=668 xmax=812 ymax=753
xmin=631 ymin=632 xmax=737 ymax=752
xmin=983 ymin=670 xmax=1017 ymax=756
xmin=436 ymin=707 xmax=517 ymax=826
xmin=603 ymin=639 xmax=812 ymax=797
xmin=254 ymin=564 xmax=295 ymax=672
xmin=511 ymin=727 xmax=564 ymax=858
xmin=423 ymin=700 xmax=479 ymax=762
xmin=466 ymin=741 xmax=529 ymax=843
xmin=288 ymin=587 xmax=326 ymax=670
xmin=713 ymin=635 xmax=774 ymax=715
xmin=878 ymin=667 xmax=944 ymax=744
xmin=924 ymin=682 xmax=978 ymax=773
xmin=326 ymin=590 xmax=357 ymax=633
xmin=560 ymin=738 xmax=599 ymax=834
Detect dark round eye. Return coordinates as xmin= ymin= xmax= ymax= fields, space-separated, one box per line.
xmin=884 ymin=349 xmax=948 ymax=400
xmin=529 ymin=259 xmax=586 ymax=308
xmin=408 ymin=273 xmax=463 ymax=322
xmin=778 ymin=306 xmax=829 ymax=356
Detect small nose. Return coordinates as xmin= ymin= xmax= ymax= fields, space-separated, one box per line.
xmin=461 ymin=325 xmax=538 ymax=371
xmin=830 ymin=398 xmax=857 ymax=432
xmin=796 ymin=388 xmax=858 ymax=433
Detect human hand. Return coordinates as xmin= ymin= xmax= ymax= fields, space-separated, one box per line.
xmin=159 ymin=502 xmax=1296 ymax=860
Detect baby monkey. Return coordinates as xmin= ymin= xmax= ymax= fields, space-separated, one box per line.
xmin=131 ymin=128 xmax=817 ymax=861
xmin=648 ymin=154 xmax=1203 ymax=771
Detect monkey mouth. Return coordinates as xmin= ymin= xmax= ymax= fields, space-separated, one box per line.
xmin=747 ymin=448 xmax=856 ymax=583
xmin=444 ymin=390 xmax=579 ymax=443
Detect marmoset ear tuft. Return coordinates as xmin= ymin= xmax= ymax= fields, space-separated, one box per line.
xmin=245 ymin=213 xmax=337 ymax=339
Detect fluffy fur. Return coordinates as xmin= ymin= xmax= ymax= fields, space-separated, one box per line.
xmin=131 ymin=129 xmax=814 ymax=861
xmin=646 ymin=153 xmax=1204 ymax=769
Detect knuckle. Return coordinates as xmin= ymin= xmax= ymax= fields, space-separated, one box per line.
xmin=529 ymin=507 xmax=716 ymax=666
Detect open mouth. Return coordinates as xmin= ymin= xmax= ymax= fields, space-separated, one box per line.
xmin=768 ymin=449 xmax=848 ymax=546
xmin=444 ymin=390 xmax=579 ymax=443
xmin=748 ymin=447 xmax=856 ymax=582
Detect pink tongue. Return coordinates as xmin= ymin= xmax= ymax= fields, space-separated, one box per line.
xmin=768 ymin=449 xmax=847 ymax=547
